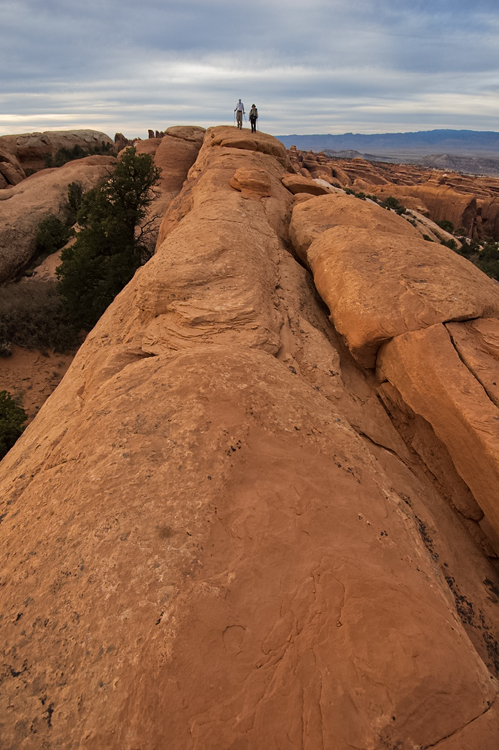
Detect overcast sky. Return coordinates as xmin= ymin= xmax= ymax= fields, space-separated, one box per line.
xmin=1 ymin=0 xmax=499 ymax=139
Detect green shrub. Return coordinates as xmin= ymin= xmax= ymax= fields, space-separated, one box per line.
xmin=436 ymin=219 xmax=455 ymax=234
xmin=475 ymin=242 xmax=499 ymax=281
xmin=67 ymin=181 xmax=84 ymax=224
xmin=0 ymin=281 xmax=80 ymax=352
xmin=31 ymin=181 xmax=83 ymax=273
xmin=35 ymin=215 xmax=70 ymax=262
xmin=57 ymin=147 xmax=161 ymax=330
xmin=44 ymin=141 xmax=114 ymax=169
xmin=381 ymin=196 xmax=407 ymax=215
xmin=0 ymin=390 xmax=27 ymax=460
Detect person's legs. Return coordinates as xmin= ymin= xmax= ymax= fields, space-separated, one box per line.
xmin=236 ymin=110 xmax=242 ymax=129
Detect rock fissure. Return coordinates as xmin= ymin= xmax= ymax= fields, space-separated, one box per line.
xmin=422 ymin=696 xmax=498 ymax=749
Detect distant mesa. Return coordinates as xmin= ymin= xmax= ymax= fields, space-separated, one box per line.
xmin=277 ymin=129 xmax=499 ymax=155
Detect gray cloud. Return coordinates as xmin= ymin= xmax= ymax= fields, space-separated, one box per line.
xmin=1 ymin=0 xmax=499 ymax=137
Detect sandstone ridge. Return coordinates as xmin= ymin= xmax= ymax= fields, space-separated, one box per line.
xmin=0 ymin=155 xmax=117 ymax=283
xmin=0 ymin=129 xmax=116 ymax=172
xmin=1 ymin=126 xmax=499 ymax=748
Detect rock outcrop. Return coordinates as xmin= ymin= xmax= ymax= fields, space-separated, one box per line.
xmin=1 ymin=127 xmax=499 ymax=749
xmin=290 ymin=193 xmax=499 ymax=368
xmin=0 ymin=146 xmax=26 ymax=189
xmin=289 ymin=146 xmax=499 ymax=241
xmin=0 ymin=129 xmax=115 ymax=173
xmin=135 ymin=126 xmax=205 ymax=249
xmin=0 ymin=155 xmax=116 ymax=283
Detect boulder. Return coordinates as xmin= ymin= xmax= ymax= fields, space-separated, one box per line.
xmin=0 ymin=155 xmax=116 ymax=283
xmin=229 ymin=167 xmax=272 ymax=197
xmin=165 ymin=125 xmax=206 ymax=144
xmin=289 ymin=192 xmax=421 ymax=262
xmin=377 ymin=323 xmax=499 ymax=537
xmin=0 ymin=129 xmax=115 ymax=172
xmin=133 ymin=137 xmax=163 ymax=156
xmin=281 ymin=172 xmax=332 ymax=196
xmin=301 ymin=224 xmax=499 ymax=368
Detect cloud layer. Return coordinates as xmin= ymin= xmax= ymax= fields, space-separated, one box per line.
xmin=1 ymin=0 xmax=499 ymax=137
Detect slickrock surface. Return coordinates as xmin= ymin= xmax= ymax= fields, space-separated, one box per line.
xmin=2 ymin=127 xmax=499 ymax=749
xmin=0 ymin=155 xmax=116 ymax=283
xmin=0 ymin=129 xmax=115 ymax=172
xmin=289 ymin=192 xmax=422 ymax=262
xmin=289 ymin=146 xmax=499 ymax=241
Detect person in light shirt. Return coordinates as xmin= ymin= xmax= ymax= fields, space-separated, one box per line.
xmin=234 ymin=99 xmax=245 ymax=129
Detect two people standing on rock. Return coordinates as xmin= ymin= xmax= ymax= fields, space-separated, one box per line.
xmin=234 ymin=100 xmax=258 ymax=131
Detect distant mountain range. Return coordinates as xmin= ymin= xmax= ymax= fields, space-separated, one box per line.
xmin=276 ymin=129 xmax=499 ymax=157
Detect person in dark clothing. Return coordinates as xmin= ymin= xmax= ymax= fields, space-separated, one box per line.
xmin=249 ymin=104 xmax=258 ymax=133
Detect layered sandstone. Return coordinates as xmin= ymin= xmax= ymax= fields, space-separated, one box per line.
xmin=0 ymin=146 xmax=25 ymax=189
xmin=289 ymin=146 xmax=499 ymax=241
xmin=0 ymin=155 xmax=116 ymax=283
xmin=135 ymin=126 xmax=205 ymax=249
xmin=1 ymin=127 xmax=499 ymax=749
xmin=378 ymin=323 xmax=499 ymax=534
xmin=289 ymin=193 xmax=499 ymax=368
xmin=0 ymin=129 xmax=115 ymax=172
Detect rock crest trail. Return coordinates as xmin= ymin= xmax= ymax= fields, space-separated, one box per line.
xmin=1 ymin=126 xmax=499 ymax=748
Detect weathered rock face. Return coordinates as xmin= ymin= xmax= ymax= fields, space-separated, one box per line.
xmin=135 ymin=126 xmax=205 ymax=250
xmin=378 ymin=323 xmax=499 ymax=535
xmin=281 ymin=172 xmax=332 ymax=196
xmin=289 ymin=193 xmax=499 ymax=368
xmin=1 ymin=127 xmax=499 ymax=749
xmin=0 ymin=155 xmax=116 ymax=283
xmin=289 ymin=192 xmax=421 ymax=262
xmin=0 ymin=129 xmax=115 ymax=172
xmin=0 ymin=146 xmax=25 ymax=189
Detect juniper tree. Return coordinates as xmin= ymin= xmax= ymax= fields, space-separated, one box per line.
xmin=57 ymin=147 xmax=161 ymax=330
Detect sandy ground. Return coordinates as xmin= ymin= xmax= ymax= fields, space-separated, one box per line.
xmin=0 ymin=248 xmax=76 ymax=423
xmin=0 ymin=345 xmax=74 ymax=422
xmin=29 ymin=248 xmax=63 ymax=281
